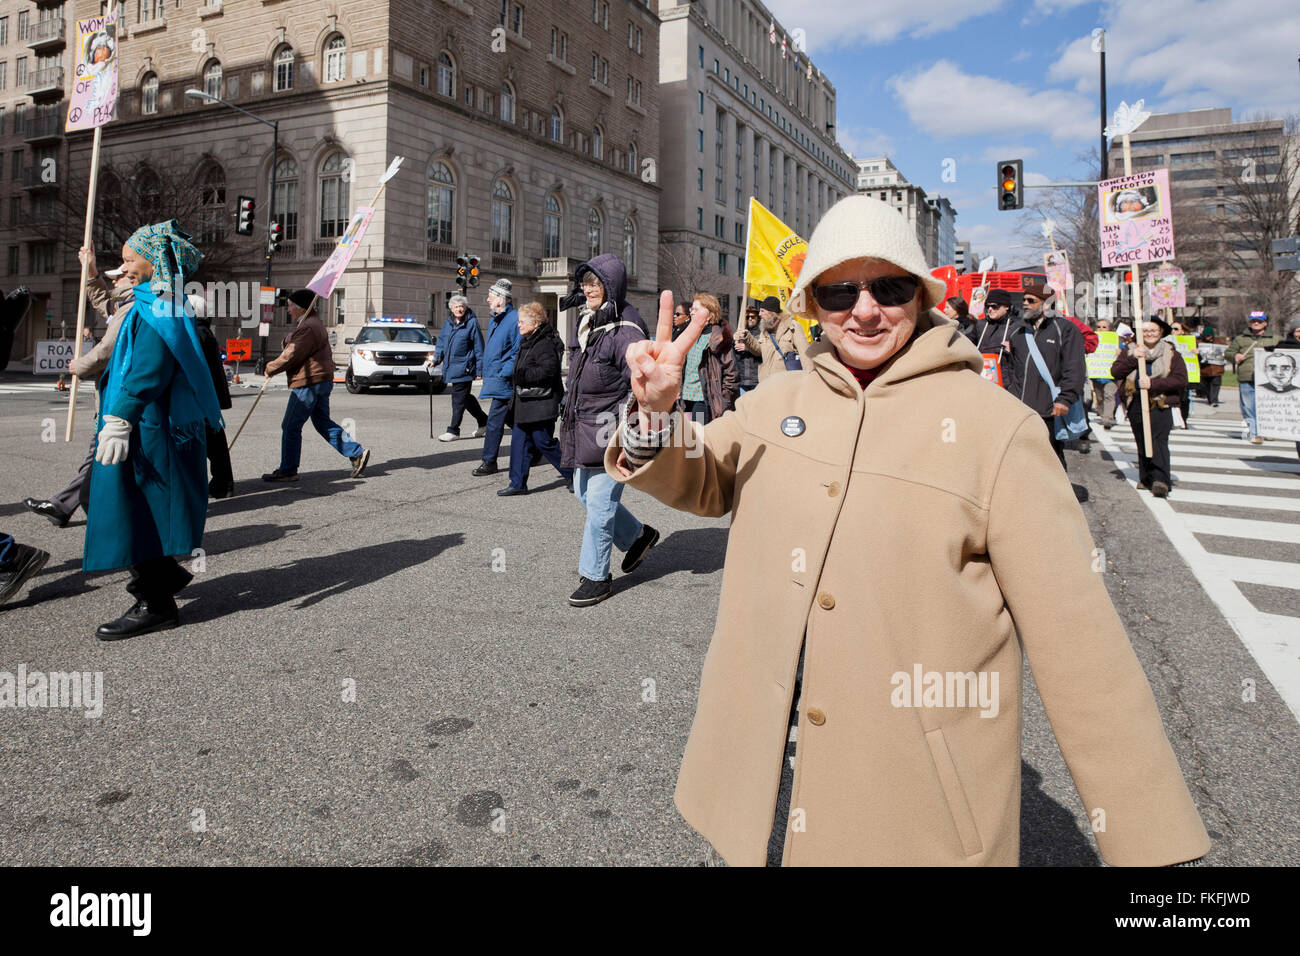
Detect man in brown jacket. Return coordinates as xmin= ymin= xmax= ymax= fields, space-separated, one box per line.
xmin=607 ymin=196 xmax=1209 ymax=866
xmin=741 ymin=295 xmax=807 ymax=383
xmin=262 ymin=289 xmax=369 ymax=482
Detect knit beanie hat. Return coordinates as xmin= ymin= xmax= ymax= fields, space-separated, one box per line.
xmin=789 ymin=195 xmax=947 ymax=318
xmin=760 ymin=295 xmax=782 ymax=313
xmin=489 ymin=278 xmax=513 ymax=300
xmin=289 ymin=289 xmax=317 ymax=311
xmin=985 ymin=289 xmax=1013 ymax=308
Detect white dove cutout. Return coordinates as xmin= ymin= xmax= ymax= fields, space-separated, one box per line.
xmin=1105 ymin=99 xmax=1151 ymax=144
xmin=1040 ymin=218 xmax=1056 ymax=239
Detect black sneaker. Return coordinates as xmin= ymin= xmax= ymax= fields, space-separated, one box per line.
xmin=350 ymin=448 xmax=371 ymax=478
xmin=1151 ymin=481 xmax=1170 ymax=498
xmin=95 ymin=598 xmax=180 ymax=641
xmin=23 ymin=498 xmax=71 ymax=528
xmin=0 ymin=544 xmax=50 ymax=606
xmin=262 ymin=469 xmax=299 ymax=482
xmin=497 ymin=485 xmax=529 ymax=496
xmin=621 ymin=525 xmax=659 ymax=574
xmin=472 ymin=461 xmax=498 ymax=476
xmin=1078 ymin=438 xmax=1091 ymax=454
xmin=568 ymin=576 xmax=612 ymax=607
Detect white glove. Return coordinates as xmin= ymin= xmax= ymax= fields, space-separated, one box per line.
xmin=95 ymin=414 xmax=132 ymax=466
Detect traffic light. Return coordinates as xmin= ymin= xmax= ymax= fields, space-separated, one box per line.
xmin=236 ymin=195 xmax=256 ymax=235
xmin=468 ymin=255 xmax=480 ymax=288
xmin=996 ymin=160 xmax=1023 ymax=211
xmin=455 ymin=255 xmax=469 ymax=294
xmin=267 ymin=221 xmax=282 ymax=254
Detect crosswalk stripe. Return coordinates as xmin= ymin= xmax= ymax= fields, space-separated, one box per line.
xmin=1210 ymin=554 xmax=1300 ymax=590
xmin=1171 ymin=489 xmax=1300 ymax=512
xmin=1112 ymin=441 xmax=1294 ymax=459
xmin=1160 ymin=471 xmax=1300 ymax=490
xmin=1105 ymin=451 xmax=1300 ymax=474
xmin=1182 ymin=513 xmax=1300 ymax=544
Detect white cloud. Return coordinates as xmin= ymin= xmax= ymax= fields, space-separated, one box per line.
xmin=889 ymin=61 xmax=1097 ymax=144
xmin=835 ymin=126 xmax=897 ymax=160
xmin=1009 ymin=49 xmax=1034 ymax=63
xmin=1049 ymin=0 xmax=1300 ymax=117
xmin=1032 ymin=0 xmax=1094 ymax=13
xmin=763 ymin=0 xmax=1007 ymax=47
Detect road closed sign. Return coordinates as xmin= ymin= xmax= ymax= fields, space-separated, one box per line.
xmin=226 ymin=339 xmax=253 ymax=361
xmin=34 ymin=340 xmax=76 ymax=375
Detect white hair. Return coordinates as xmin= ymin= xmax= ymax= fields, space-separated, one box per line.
xmin=448 ymin=294 xmax=469 ymax=310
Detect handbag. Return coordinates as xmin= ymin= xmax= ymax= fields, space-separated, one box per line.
xmin=1023 ymin=333 xmax=1089 ymax=441
xmin=768 ymin=332 xmax=802 ymax=371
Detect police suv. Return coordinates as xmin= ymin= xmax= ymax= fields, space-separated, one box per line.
xmin=344 ymin=317 xmax=445 ymax=394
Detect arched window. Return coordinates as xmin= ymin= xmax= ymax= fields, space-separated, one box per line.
xmin=550 ymin=106 xmax=563 ymax=143
xmin=499 ymin=81 xmax=515 ymax=123
xmin=203 ymin=59 xmax=223 ymax=99
xmin=490 ymin=179 xmax=514 ymax=256
xmin=324 ymin=35 xmax=347 ymax=83
xmin=198 ymin=165 xmax=227 ymax=243
xmin=271 ymin=155 xmax=299 ymax=241
xmin=591 ymin=125 xmax=603 ymax=161
xmin=587 ymin=206 xmax=603 ymax=259
xmin=622 ymin=217 xmax=637 ymax=276
xmin=319 ymin=152 xmax=351 ymax=239
xmin=427 ymin=161 xmax=455 ymax=245
xmin=141 ymin=72 xmax=158 ymax=115
xmin=437 ymin=52 xmax=455 ymax=97
xmin=543 ymin=193 xmax=562 ymax=258
xmin=627 ymin=141 xmax=638 ymax=175
xmin=273 ymin=45 xmax=294 ymax=92
xmin=136 ymin=167 xmax=162 ymax=221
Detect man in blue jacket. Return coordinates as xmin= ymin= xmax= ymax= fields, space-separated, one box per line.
xmin=433 ymin=294 xmax=487 ymax=441
xmin=472 ymin=279 xmax=522 ymax=476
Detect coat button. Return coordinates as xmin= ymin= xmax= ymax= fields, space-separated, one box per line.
xmin=827 ymin=481 xmax=841 ymax=497
xmin=807 ymin=708 xmax=826 ymax=726
xmin=817 ymin=592 xmax=835 ymax=610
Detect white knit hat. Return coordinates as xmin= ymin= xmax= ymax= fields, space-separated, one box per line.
xmin=789 ymin=195 xmax=947 ymax=318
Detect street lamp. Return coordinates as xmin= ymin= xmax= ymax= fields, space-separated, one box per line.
xmin=185 ymin=88 xmax=279 ymax=372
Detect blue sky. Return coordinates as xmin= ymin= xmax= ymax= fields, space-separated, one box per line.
xmin=765 ymin=0 xmax=1300 ymax=266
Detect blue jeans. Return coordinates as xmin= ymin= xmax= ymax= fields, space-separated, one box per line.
xmin=573 ymin=467 xmax=642 ymax=581
xmin=1239 ymin=381 xmax=1257 ymax=438
xmin=279 ymin=381 xmax=363 ymax=473
xmin=481 ymin=398 xmax=511 ymax=464
xmin=0 ymin=532 xmax=14 ymax=569
xmin=508 ymin=420 xmax=571 ymax=489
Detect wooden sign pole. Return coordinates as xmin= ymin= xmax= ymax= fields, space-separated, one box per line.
xmin=1121 ymin=131 xmax=1154 ymax=458
xmin=64 ymin=125 xmax=103 ymax=442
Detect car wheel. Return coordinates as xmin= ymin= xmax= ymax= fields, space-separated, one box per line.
xmin=345 ymin=368 xmax=367 ymax=394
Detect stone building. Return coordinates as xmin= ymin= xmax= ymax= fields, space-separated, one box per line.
xmin=57 ymin=0 xmax=660 ymax=357
xmin=0 ymin=1 xmax=76 ymax=360
xmin=855 ymin=155 xmax=958 ymax=270
xmin=656 ymin=0 xmax=855 ymax=320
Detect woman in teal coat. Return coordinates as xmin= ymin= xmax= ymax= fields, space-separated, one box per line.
xmin=84 ymin=221 xmax=223 ymax=641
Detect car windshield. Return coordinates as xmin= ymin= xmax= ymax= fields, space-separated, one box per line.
xmin=355 ymin=326 xmax=433 ymax=344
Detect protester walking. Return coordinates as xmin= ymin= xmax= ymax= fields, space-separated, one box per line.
xmin=84 ymin=221 xmax=225 ymax=639
xmin=1228 ymin=311 xmax=1279 ymax=443
xmin=433 ymin=294 xmax=487 ymax=441
xmin=473 ymin=279 xmax=522 ymax=476
xmin=24 ymin=247 xmax=134 ymax=527
xmin=1090 ymin=318 xmax=1119 ymax=430
xmin=1111 ymin=315 xmax=1187 ymax=498
xmin=965 ymin=289 xmax=1024 ymax=392
xmin=558 ymin=253 xmax=658 ymax=607
xmin=607 ymin=194 xmax=1209 ymax=867
xmin=735 ymin=306 xmax=762 ymax=395
xmin=1170 ymin=320 xmax=1194 ymax=429
xmin=753 ymin=295 xmax=806 ymax=382
xmin=679 ymin=294 xmax=738 ymax=424
xmin=1197 ymin=326 xmax=1228 ymax=406
xmin=1012 ymin=284 xmax=1086 ymax=470
xmin=262 ymin=290 xmax=369 ymax=482
xmin=499 ymin=302 xmax=572 ymax=496
xmin=942 ymin=295 xmax=973 ymax=337
xmin=189 ymin=295 xmax=234 ymax=498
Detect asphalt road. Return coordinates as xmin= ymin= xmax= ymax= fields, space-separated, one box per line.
xmin=1 ymin=375 xmax=1296 ymax=865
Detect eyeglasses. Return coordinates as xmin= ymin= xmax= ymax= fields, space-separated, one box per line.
xmin=674 ymin=310 xmax=689 ymax=317
xmin=1023 ymin=296 xmax=1042 ymax=304
xmin=811 ymin=275 xmax=920 ymax=311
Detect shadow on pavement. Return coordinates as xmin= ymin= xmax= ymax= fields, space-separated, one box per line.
xmin=1019 ymin=759 xmax=1101 ymax=866
xmin=179 ymin=532 xmax=465 ymax=622
xmin=625 ymin=526 xmax=730 ymax=586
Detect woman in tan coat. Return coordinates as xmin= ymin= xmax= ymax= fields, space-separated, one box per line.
xmin=606 ymin=196 xmax=1209 ymax=867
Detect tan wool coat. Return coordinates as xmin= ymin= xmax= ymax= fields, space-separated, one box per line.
xmin=606 ymin=310 xmax=1210 ymax=866
xmin=743 ymin=314 xmax=808 ymax=382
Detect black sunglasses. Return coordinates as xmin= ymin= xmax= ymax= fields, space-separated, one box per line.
xmin=812 ymin=275 xmax=920 ymax=311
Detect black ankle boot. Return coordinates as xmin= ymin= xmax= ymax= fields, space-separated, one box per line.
xmin=96 ymin=598 xmax=180 ymax=641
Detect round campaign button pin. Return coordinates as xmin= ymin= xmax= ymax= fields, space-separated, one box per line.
xmin=781 ymin=416 xmax=805 ymax=437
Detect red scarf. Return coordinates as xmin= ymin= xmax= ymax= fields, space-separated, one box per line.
xmin=836 ymin=355 xmax=880 ymax=390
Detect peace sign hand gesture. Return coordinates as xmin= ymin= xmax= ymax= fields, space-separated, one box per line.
xmin=625 ymin=292 xmax=707 ymax=422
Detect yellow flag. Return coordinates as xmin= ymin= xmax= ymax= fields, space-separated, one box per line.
xmin=744 ymin=199 xmax=816 ymax=340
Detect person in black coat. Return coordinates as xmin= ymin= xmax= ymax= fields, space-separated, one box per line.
xmin=189 ymin=295 xmax=235 ymax=497
xmin=500 ymin=303 xmax=572 ymax=496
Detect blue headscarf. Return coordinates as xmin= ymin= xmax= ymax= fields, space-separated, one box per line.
xmin=126 ymin=220 xmax=203 ymax=295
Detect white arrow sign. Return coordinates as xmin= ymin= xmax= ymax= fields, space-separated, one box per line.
xmin=379 ymin=156 xmax=405 ymax=185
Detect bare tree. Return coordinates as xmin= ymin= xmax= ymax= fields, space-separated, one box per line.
xmin=1017 ymin=150 xmax=1102 ymax=317
xmin=38 ymin=156 xmax=247 ymax=280
xmin=1217 ymin=113 xmax=1300 ymax=334
xmin=659 ymin=237 xmax=739 ymax=312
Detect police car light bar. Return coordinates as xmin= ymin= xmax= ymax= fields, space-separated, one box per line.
xmin=370 ymin=316 xmax=419 ymax=323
